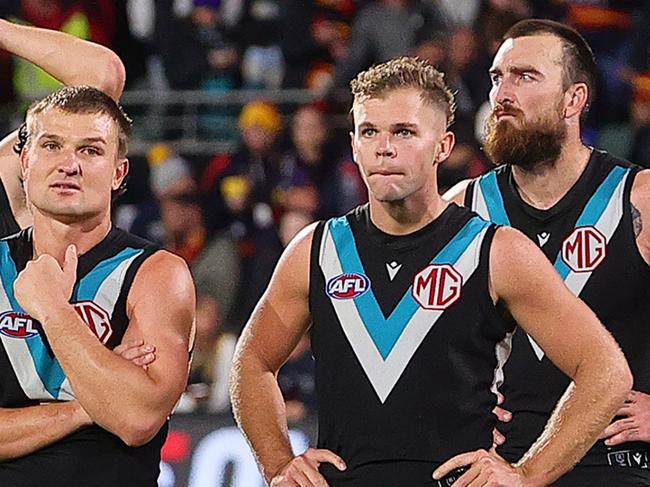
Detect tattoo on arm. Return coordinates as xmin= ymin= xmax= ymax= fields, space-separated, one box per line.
xmin=632 ymin=203 xmax=643 ymax=238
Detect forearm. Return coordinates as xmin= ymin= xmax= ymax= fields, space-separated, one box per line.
xmin=40 ymin=306 xmax=168 ymax=445
xmin=517 ymin=358 xmax=631 ymax=485
xmin=0 ymin=401 xmax=90 ymax=461
xmin=0 ymin=19 xmax=125 ymax=100
xmin=231 ymin=354 xmax=294 ymax=483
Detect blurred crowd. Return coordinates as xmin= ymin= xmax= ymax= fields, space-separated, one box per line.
xmin=1 ymin=0 xmax=649 ymax=422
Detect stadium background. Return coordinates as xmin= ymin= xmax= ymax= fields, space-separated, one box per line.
xmin=1 ymin=1 xmax=648 ymax=485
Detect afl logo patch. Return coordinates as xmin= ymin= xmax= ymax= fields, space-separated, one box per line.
xmin=412 ymin=264 xmax=462 ymax=310
xmin=0 ymin=311 xmax=39 ymax=339
xmin=561 ymin=226 xmax=607 ymax=273
xmin=326 ymin=273 xmax=370 ymax=300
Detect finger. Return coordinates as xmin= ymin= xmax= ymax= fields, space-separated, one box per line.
xmin=605 ymin=428 xmax=640 ymax=446
xmin=493 ymin=406 xmax=512 ymax=422
xmin=286 ymin=465 xmax=317 ymax=487
xmin=63 ymin=244 xmax=78 ymax=275
xmin=449 ymin=464 xmax=481 ymax=487
xmin=496 ymin=391 xmax=505 ymax=405
xmin=434 ymin=450 xmax=485 ymax=479
xmin=131 ymin=353 xmax=156 ymax=367
xmin=118 ymin=344 xmax=155 ymax=360
xmin=492 ymin=427 xmax=506 ymax=447
xmin=599 ymin=418 xmax=634 ymax=439
xmin=305 ymin=449 xmax=346 ymax=471
xmin=113 ymin=339 xmax=145 ymax=355
xmin=626 ymin=390 xmax=638 ymax=403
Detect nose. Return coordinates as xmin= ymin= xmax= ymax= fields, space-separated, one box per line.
xmin=492 ymin=77 xmax=515 ymax=107
xmin=375 ymin=133 xmax=396 ymax=158
xmin=58 ymin=151 xmax=81 ymax=176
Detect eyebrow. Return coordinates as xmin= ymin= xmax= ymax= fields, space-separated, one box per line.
xmin=358 ymin=122 xmax=419 ymax=130
xmin=489 ymin=65 xmax=544 ymax=77
xmin=37 ymin=133 xmax=107 ymax=145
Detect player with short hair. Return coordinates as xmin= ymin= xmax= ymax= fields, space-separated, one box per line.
xmin=445 ymin=19 xmax=650 ymax=486
xmin=231 ymin=56 xmax=631 ymax=487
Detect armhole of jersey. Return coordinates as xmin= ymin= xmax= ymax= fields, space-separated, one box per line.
xmin=0 ymin=178 xmax=20 ymax=237
xmin=308 ymin=221 xmax=327 ymax=317
xmin=108 ymin=247 xmax=161 ymax=349
xmin=479 ymin=224 xmax=515 ymax=334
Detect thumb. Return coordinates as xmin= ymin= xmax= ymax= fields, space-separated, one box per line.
xmin=63 ymin=244 xmax=78 ymax=276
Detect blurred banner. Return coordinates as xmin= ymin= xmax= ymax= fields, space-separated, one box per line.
xmin=159 ymin=413 xmax=318 ymax=487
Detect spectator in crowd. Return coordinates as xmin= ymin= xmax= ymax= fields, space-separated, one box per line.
xmin=629 ymin=72 xmax=650 ymax=168
xmin=224 ymin=0 xmax=284 ymax=88
xmin=278 ymin=103 xmax=362 ymax=219
xmin=331 ymin=0 xmax=449 ymax=91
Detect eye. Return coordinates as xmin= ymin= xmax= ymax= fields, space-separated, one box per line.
xmin=520 ymin=72 xmax=534 ymax=82
xmin=81 ymin=146 xmax=102 ymax=156
xmin=490 ymin=73 xmax=502 ymax=85
xmin=360 ymin=127 xmax=377 ymax=137
xmin=42 ymin=141 xmax=60 ymax=151
xmin=396 ymin=128 xmax=415 ymax=137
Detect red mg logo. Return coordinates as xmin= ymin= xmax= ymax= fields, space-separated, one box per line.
xmin=561 ymin=226 xmax=607 ymax=272
xmin=412 ymin=264 xmax=462 ymax=310
xmin=73 ymin=301 xmax=113 ymax=344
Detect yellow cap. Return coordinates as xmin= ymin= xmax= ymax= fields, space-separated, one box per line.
xmin=239 ymin=101 xmax=282 ymax=134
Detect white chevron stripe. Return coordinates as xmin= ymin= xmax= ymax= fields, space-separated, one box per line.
xmin=320 ymin=224 xmax=489 ymax=403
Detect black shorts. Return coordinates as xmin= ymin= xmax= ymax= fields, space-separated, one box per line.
xmin=552 ymin=465 xmax=650 ymax=487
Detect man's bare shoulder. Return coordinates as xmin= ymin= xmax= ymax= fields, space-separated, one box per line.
xmin=442 ymin=178 xmax=473 ymax=206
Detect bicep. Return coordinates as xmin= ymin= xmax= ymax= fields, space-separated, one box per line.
xmin=491 ymin=228 xmax=612 ymax=379
xmin=235 ymin=225 xmax=314 ymax=374
xmin=123 ymin=252 xmax=195 ymax=406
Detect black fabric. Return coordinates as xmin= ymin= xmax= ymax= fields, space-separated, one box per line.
xmin=310 ymin=204 xmax=510 ymax=485
xmin=467 ymin=150 xmax=650 ymax=468
xmin=0 ymin=227 xmax=166 ymax=486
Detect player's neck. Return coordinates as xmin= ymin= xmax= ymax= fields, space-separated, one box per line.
xmin=369 ymin=192 xmax=449 ymax=236
xmin=511 ymin=140 xmax=592 ymax=210
xmin=31 ymin=211 xmax=112 ymax=265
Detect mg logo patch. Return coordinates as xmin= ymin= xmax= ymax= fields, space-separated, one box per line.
xmin=0 ymin=311 xmax=39 ymax=339
xmin=326 ymin=273 xmax=370 ymax=300
xmin=412 ymin=264 xmax=462 ymax=310
xmin=562 ymin=226 xmax=607 ymax=272
xmin=73 ymin=301 xmax=113 ymax=344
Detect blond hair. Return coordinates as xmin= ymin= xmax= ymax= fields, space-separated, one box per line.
xmin=350 ymin=57 xmax=456 ymax=127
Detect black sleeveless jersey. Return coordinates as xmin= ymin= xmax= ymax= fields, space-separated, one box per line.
xmin=0 ymin=179 xmax=20 ymax=238
xmin=466 ymin=150 xmax=650 ymax=466
xmin=309 ymin=203 xmax=514 ymax=485
xmin=0 ymin=227 xmax=168 ymax=486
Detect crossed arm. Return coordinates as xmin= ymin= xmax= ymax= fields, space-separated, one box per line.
xmin=14 ymin=249 xmax=196 ymax=447
xmin=0 ymin=18 xmax=126 ymax=228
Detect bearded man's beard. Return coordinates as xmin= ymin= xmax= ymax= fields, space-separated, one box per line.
xmin=483 ymin=103 xmax=567 ymax=171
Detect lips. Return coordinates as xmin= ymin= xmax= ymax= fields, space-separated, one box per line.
xmin=50 ymin=181 xmax=81 ymax=191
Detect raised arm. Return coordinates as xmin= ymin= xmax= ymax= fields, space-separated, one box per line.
xmin=0 ymin=18 xmax=125 ymax=101
xmin=0 ymin=18 xmax=126 ymax=228
xmin=14 ymin=249 xmax=195 ymax=447
xmin=230 ymin=223 xmax=346 ymax=486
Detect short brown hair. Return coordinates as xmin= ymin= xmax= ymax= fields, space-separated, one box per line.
xmin=15 ymin=85 xmax=132 ymax=158
xmin=504 ymin=19 xmax=597 ymax=113
xmin=350 ymin=57 xmax=456 ymax=127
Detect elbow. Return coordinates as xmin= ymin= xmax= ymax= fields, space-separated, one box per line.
xmin=603 ymin=347 xmax=633 ymax=402
xmin=116 ymin=415 xmax=165 ymax=448
xmin=97 ymin=50 xmax=126 ymax=101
